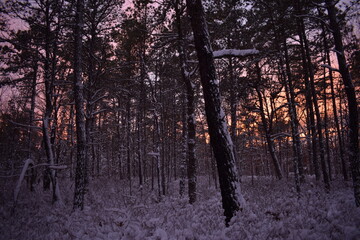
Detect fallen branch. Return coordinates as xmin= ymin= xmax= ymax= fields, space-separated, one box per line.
xmin=14 ymin=159 xmax=33 ymax=205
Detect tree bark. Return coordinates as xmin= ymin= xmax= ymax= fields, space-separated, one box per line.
xmin=42 ymin=1 xmax=60 ymax=203
xmin=174 ymin=0 xmax=197 ymax=204
xmin=325 ymin=0 xmax=360 ymax=205
xmin=318 ymin=7 xmax=347 ymax=180
xmin=186 ymin=0 xmax=243 ymax=225
xmin=296 ymin=11 xmax=320 ymax=181
xmin=179 ymin=96 xmax=187 ymax=197
xmin=73 ymin=0 xmax=87 ymax=210
xmin=327 ymin=45 xmax=347 ymax=180
xmin=126 ymin=100 xmax=132 ymax=195
xmin=300 ymin=17 xmax=330 ymax=190
xmin=255 ymin=64 xmax=283 ymax=180
xmin=27 ymin=61 xmax=38 ymax=191
xmin=282 ymin=39 xmax=302 ymax=193
xmin=323 ymin=67 xmax=332 ymax=181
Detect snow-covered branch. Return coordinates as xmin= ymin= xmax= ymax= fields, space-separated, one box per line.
xmin=321 ymin=64 xmax=340 ymax=72
xmin=213 ymin=49 xmax=259 ymax=59
xmin=14 ymin=159 xmax=33 ymax=205
xmin=270 ymin=132 xmax=291 ymax=140
xmin=148 ymin=151 xmax=160 ymax=156
xmin=295 ymin=14 xmax=330 ymax=30
xmin=184 ymin=65 xmax=199 ymax=79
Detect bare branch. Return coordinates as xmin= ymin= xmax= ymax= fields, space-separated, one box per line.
xmin=321 ymin=64 xmax=340 ymax=72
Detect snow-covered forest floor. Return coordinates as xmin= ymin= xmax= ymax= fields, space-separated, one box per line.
xmin=1 ymin=176 xmax=360 ymax=240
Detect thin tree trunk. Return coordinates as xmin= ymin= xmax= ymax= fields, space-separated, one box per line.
xmin=27 ymin=62 xmax=38 ymax=191
xmin=28 ymin=62 xmax=38 ymax=160
xmin=302 ymin=20 xmax=330 ymax=190
xmin=255 ymin=64 xmax=283 ymax=180
xmin=328 ymin=51 xmax=347 ymax=180
xmin=322 ymin=54 xmax=332 ymax=180
xmin=174 ymin=0 xmax=197 ymax=204
xmin=42 ymin=2 xmax=60 ymax=203
xmin=321 ymin=12 xmax=347 ymax=180
xmin=296 ymin=12 xmax=320 ymax=181
xmin=172 ymin=97 xmax=177 ymax=181
xmin=228 ymin=57 xmax=242 ymax=181
xmin=69 ymin=105 xmax=75 ymax=179
xmin=85 ymin=27 xmax=95 ymax=182
xmin=73 ymin=0 xmax=87 ymax=210
xmin=179 ymin=96 xmax=187 ymax=197
xmin=281 ymin=39 xmax=301 ymax=193
xmin=126 ymin=100 xmax=132 ymax=195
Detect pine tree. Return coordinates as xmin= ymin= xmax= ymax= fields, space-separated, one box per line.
xmin=73 ymin=0 xmax=87 ymax=210
xmin=325 ymin=0 xmax=360 ymax=206
xmin=186 ymin=0 xmax=243 ymax=225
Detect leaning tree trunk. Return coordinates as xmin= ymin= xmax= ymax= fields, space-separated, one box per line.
xmin=255 ymin=64 xmax=283 ymax=180
xmin=325 ymin=0 xmax=360 ymax=206
xmin=73 ymin=0 xmax=88 ymax=210
xmin=186 ymin=0 xmax=243 ymax=225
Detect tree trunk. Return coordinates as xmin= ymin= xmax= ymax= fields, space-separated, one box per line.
xmin=28 ymin=62 xmax=38 ymax=160
xmin=179 ymin=96 xmax=187 ymax=197
xmin=186 ymin=0 xmax=243 ymax=225
xmin=42 ymin=2 xmax=60 ymax=203
xmin=326 ymin=0 xmax=360 ymax=206
xmin=320 ymin=7 xmax=347 ymax=180
xmin=228 ymin=57 xmax=241 ymax=181
xmin=73 ymin=0 xmax=87 ymax=210
xmin=138 ymin=48 xmax=147 ymax=187
xmin=69 ymin=105 xmax=75 ymax=179
xmin=300 ymin=17 xmax=330 ymax=190
xmin=327 ymin=46 xmax=347 ymax=180
xmin=320 ymin=22 xmax=332 ymax=180
xmin=174 ymin=0 xmax=197 ymax=204
xmin=126 ymin=100 xmax=132 ymax=195
xmin=296 ymin=12 xmax=320 ymax=181
xmin=255 ymin=64 xmax=283 ymax=180
xmin=85 ymin=24 xmax=95 ymax=183
xmin=281 ymin=39 xmax=301 ymax=193
xmin=27 ymin=61 xmax=38 ymax=191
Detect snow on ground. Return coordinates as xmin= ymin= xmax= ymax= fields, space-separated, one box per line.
xmin=1 ymin=176 xmax=360 ymax=240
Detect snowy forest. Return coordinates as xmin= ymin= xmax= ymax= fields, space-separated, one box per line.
xmin=0 ymin=0 xmax=359 ymax=239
